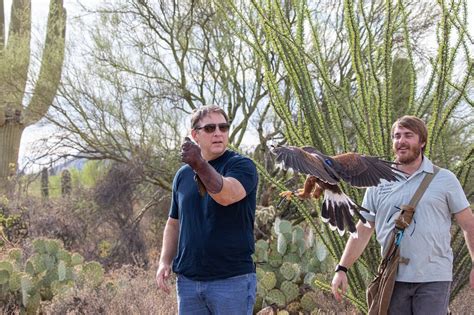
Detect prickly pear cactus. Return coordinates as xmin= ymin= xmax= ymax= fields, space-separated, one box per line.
xmin=0 ymin=238 xmax=104 ymax=313
xmin=254 ymin=218 xmax=332 ymax=312
xmin=300 ymin=291 xmax=319 ymax=311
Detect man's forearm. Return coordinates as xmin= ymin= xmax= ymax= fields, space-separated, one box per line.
xmin=455 ymin=208 xmax=474 ymax=265
xmin=339 ymin=220 xmax=374 ymax=268
xmin=463 ymin=225 xmax=474 ymax=265
xmin=159 ymin=219 xmax=179 ymax=265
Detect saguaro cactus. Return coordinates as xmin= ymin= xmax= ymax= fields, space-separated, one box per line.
xmin=0 ymin=0 xmax=66 ymax=193
xmin=60 ymin=169 xmax=71 ymax=196
xmin=40 ymin=167 xmax=48 ymax=199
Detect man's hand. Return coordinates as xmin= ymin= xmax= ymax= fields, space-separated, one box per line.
xmin=331 ymin=271 xmax=349 ymax=301
xmin=181 ymin=137 xmax=205 ymax=170
xmin=180 ymin=137 xmax=223 ymax=195
xmin=156 ymin=262 xmax=172 ymax=294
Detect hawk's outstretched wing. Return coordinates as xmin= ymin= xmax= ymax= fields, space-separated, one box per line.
xmin=272 ymin=146 xmax=337 ymax=184
xmin=332 ymin=153 xmax=401 ymax=188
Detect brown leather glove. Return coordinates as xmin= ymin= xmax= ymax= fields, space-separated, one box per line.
xmin=181 ymin=137 xmax=223 ymax=195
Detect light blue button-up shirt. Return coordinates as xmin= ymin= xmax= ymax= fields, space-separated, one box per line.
xmin=362 ymin=156 xmax=470 ymax=282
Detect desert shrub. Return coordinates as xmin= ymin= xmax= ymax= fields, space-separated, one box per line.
xmin=44 ymin=264 xmax=178 ymax=314
xmin=93 ymin=162 xmax=149 ymax=268
xmin=0 ymin=198 xmax=29 ymax=246
xmin=26 ymin=192 xmax=91 ymax=254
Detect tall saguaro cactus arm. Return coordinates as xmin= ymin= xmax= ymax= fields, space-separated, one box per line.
xmin=1 ymin=0 xmax=31 ymax=106
xmin=24 ymin=0 xmax=66 ymax=125
xmin=0 ymin=0 xmax=66 ymax=192
xmin=0 ymin=0 xmax=5 ymax=51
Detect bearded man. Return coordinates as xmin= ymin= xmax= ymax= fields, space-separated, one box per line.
xmin=331 ymin=115 xmax=474 ymax=314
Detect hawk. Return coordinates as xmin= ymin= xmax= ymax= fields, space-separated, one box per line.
xmin=272 ymin=146 xmax=401 ymax=237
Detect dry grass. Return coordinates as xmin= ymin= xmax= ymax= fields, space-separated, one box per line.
xmin=449 ymin=286 xmax=474 ymax=314
xmin=43 ymin=263 xmax=178 ymax=315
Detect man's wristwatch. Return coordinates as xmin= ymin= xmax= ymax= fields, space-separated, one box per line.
xmin=335 ymin=264 xmax=348 ymax=273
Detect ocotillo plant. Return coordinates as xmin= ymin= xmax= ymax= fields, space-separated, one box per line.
xmin=220 ymin=0 xmax=472 ymax=311
xmin=0 ymin=0 xmax=66 ymax=194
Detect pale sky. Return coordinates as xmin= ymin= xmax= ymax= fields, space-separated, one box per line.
xmin=2 ymin=0 xmax=473 ymax=168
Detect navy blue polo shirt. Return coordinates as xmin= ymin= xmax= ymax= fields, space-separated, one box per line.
xmin=169 ymin=150 xmax=258 ymax=281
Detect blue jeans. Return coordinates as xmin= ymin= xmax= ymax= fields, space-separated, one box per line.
xmin=176 ymin=273 xmax=257 ymax=315
xmin=389 ymin=281 xmax=451 ymax=315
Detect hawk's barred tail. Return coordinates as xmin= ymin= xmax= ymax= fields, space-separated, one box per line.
xmin=320 ymin=190 xmax=369 ymax=238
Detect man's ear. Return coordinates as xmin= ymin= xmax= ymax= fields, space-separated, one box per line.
xmin=191 ymin=129 xmax=198 ymax=142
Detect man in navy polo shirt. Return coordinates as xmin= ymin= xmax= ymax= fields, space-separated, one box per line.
xmin=156 ymin=105 xmax=258 ymax=314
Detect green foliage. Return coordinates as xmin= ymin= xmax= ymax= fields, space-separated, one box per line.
xmin=76 ymin=160 xmax=108 ymax=188
xmin=0 ymin=238 xmax=104 ymax=313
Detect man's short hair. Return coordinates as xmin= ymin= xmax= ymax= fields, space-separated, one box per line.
xmin=391 ymin=115 xmax=428 ymax=148
xmin=191 ymin=105 xmax=229 ymax=129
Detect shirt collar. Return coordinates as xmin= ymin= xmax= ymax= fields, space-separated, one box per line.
xmin=411 ymin=155 xmax=434 ymax=177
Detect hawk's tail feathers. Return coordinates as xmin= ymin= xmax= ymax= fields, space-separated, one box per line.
xmin=321 ymin=191 xmax=369 ymax=238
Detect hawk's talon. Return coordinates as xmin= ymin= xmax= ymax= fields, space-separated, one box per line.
xmin=295 ymin=188 xmax=311 ymax=199
xmin=279 ymin=191 xmax=294 ymax=200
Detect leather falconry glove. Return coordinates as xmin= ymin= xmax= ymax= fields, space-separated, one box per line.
xmin=181 ymin=137 xmax=223 ymax=196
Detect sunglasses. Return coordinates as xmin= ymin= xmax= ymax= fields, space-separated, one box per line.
xmin=194 ymin=123 xmax=230 ymax=133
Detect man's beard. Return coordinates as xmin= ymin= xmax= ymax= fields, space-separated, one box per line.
xmin=395 ymin=145 xmax=422 ymax=164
